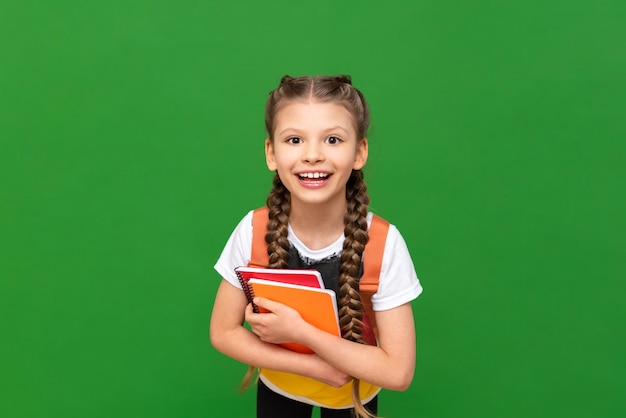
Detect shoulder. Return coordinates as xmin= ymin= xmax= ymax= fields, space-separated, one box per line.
xmin=372 ymin=217 xmax=412 ymax=269
xmin=368 ymin=213 xmax=411 ymax=267
xmin=213 ymin=210 xmax=256 ymax=287
xmin=235 ymin=209 xmax=255 ymax=235
xmin=368 ymin=213 xmax=423 ymax=310
xmin=366 ymin=212 xmax=399 ymax=245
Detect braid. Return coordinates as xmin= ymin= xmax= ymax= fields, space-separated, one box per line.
xmin=265 ymin=173 xmax=291 ymax=268
xmin=338 ymin=169 xmax=370 ymax=342
xmin=338 ymin=170 xmax=377 ymax=418
xmin=239 ymin=174 xmax=291 ymax=393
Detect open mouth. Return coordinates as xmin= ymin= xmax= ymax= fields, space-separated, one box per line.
xmin=298 ymin=172 xmax=329 ymax=180
xmin=297 ymin=172 xmax=331 ymax=188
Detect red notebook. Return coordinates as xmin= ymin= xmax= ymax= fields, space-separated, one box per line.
xmin=247 ymin=278 xmax=340 ymax=354
xmin=235 ymin=266 xmax=324 ymax=313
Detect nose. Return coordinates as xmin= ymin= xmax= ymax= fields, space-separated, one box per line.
xmin=302 ymin=141 xmax=324 ymax=163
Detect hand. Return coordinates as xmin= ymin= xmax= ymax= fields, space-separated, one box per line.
xmin=245 ymin=297 xmax=307 ymax=345
xmin=308 ymin=354 xmax=353 ymax=388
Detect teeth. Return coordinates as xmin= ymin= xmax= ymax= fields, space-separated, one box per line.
xmin=300 ymin=172 xmax=328 ymax=179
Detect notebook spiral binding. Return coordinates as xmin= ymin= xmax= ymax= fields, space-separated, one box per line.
xmin=236 ymin=270 xmax=259 ymax=313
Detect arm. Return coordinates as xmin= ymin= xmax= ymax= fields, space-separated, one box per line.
xmin=209 ymin=279 xmax=352 ymax=388
xmin=248 ymin=297 xmax=416 ymax=391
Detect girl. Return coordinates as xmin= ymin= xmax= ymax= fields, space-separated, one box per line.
xmin=210 ymin=75 xmax=422 ymax=418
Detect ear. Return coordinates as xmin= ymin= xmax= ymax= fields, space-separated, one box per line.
xmin=265 ymin=139 xmax=277 ymax=171
xmin=352 ymin=138 xmax=368 ymax=170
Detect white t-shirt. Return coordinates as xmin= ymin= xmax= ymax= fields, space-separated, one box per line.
xmin=214 ymin=211 xmax=422 ymax=311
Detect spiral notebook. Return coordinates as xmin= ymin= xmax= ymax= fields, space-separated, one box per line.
xmin=235 ymin=266 xmax=324 ymax=313
xmin=247 ymin=278 xmax=340 ymax=354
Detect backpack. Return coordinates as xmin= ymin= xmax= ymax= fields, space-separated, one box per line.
xmin=248 ymin=206 xmax=390 ymax=344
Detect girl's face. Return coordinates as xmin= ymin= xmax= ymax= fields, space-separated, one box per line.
xmin=265 ymin=100 xmax=368 ymax=210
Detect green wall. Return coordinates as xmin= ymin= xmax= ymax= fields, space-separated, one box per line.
xmin=1 ymin=1 xmax=624 ymax=417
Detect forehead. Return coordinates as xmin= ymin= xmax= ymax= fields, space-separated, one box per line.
xmin=273 ymin=100 xmax=356 ymax=135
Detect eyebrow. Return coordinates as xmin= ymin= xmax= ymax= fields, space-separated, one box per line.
xmin=323 ymin=126 xmax=350 ymax=134
xmin=276 ymin=126 xmax=351 ymax=137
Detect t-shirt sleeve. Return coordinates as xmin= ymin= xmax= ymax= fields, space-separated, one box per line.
xmin=370 ymin=224 xmax=423 ymax=311
xmin=214 ymin=211 xmax=254 ymax=289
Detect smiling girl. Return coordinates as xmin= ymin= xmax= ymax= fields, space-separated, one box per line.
xmin=210 ymin=75 xmax=423 ymax=418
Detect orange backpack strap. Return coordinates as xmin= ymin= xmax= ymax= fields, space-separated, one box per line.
xmin=361 ymin=214 xmax=390 ymax=344
xmin=361 ymin=214 xmax=390 ymax=294
xmin=249 ymin=207 xmax=270 ymax=268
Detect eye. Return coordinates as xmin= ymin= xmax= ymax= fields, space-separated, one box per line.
xmin=286 ymin=136 xmax=303 ymax=144
xmin=325 ymin=136 xmax=343 ymax=145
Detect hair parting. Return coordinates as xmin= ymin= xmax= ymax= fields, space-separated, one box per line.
xmin=265 ymin=74 xmax=370 ymax=141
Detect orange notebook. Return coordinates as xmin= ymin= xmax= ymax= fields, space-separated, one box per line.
xmin=247 ymin=278 xmax=341 ymax=354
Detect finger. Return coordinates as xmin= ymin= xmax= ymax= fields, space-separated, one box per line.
xmin=244 ymin=303 xmax=258 ymax=322
xmin=253 ymin=297 xmax=281 ymax=313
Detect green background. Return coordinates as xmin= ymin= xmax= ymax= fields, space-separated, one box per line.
xmin=1 ymin=1 xmax=624 ymax=417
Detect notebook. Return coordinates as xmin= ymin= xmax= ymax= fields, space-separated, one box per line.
xmin=235 ymin=266 xmax=324 ymax=313
xmin=247 ymin=278 xmax=341 ymax=354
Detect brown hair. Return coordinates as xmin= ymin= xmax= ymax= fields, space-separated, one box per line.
xmin=264 ymin=75 xmax=375 ymax=418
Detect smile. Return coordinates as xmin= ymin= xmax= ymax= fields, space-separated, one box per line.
xmin=298 ymin=172 xmax=330 ymax=179
xmin=296 ymin=172 xmax=331 ymax=189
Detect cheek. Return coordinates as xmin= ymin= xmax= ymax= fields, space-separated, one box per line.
xmin=274 ymin=147 xmax=301 ymax=164
xmin=340 ymin=153 xmax=360 ymax=170
xmin=271 ymin=155 xmax=298 ymax=177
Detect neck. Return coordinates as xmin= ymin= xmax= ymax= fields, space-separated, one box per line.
xmin=288 ymin=199 xmax=347 ymax=250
